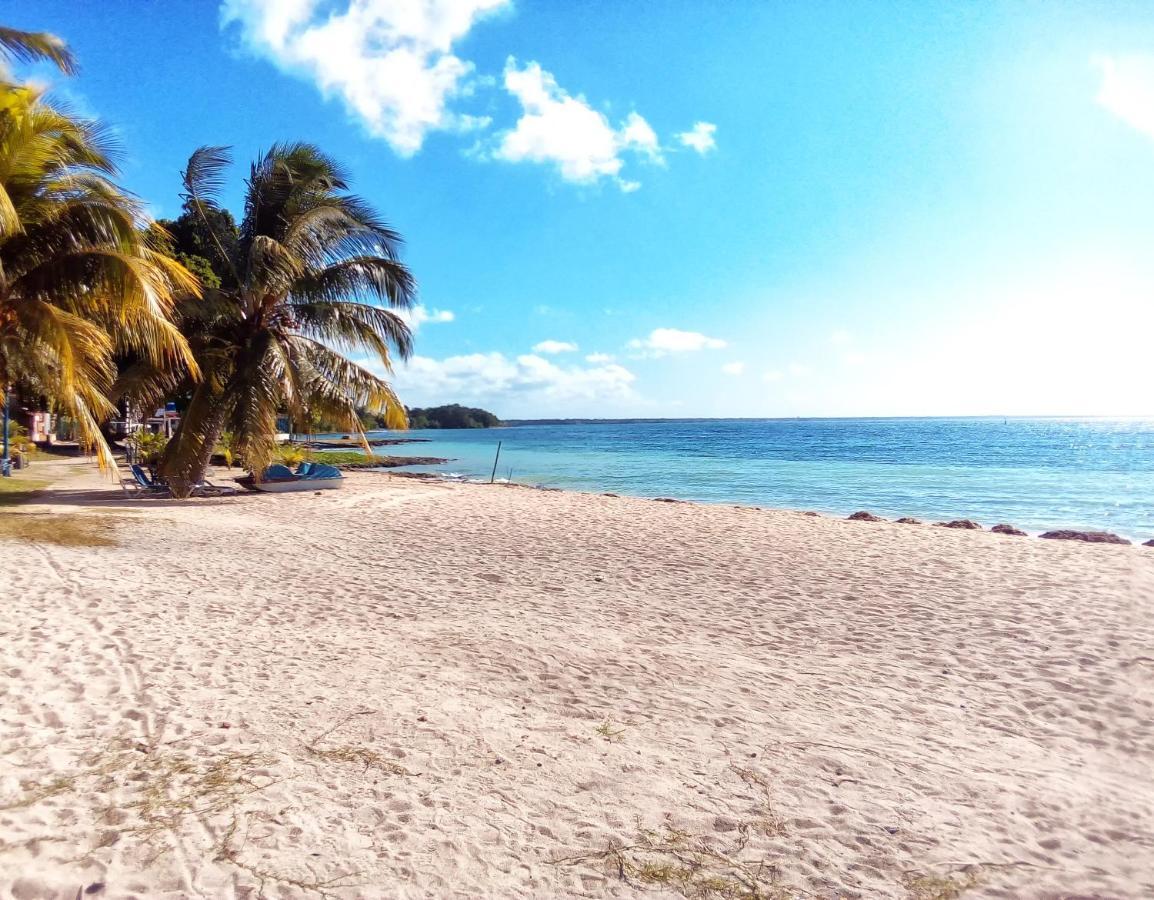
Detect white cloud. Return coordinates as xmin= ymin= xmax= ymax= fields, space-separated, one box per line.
xmin=398 ymin=304 xmax=455 ymax=329
xmin=493 ymin=58 xmax=663 ymax=189
xmin=676 ymin=121 xmax=717 ymax=154
xmin=221 ymin=0 xmax=509 ymax=155
xmin=628 ymin=327 xmax=727 ymax=356
xmin=1095 ymin=54 xmax=1154 ymax=140
xmin=584 ymin=352 xmax=614 ymax=363
xmin=388 ymin=351 xmax=637 ymax=404
xmin=721 ymin=361 xmax=746 ymax=376
xmin=532 ymin=339 xmax=578 ymax=354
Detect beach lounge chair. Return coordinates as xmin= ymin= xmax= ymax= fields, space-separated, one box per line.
xmin=121 ymin=464 xmax=170 ymax=497
xmin=190 ymin=474 xmax=239 ymax=497
xmin=122 ymin=464 xmax=237 ymax=498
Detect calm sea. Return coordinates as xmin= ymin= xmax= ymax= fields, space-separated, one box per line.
xmin=364 ymin=418 xmax=1154 ymax=541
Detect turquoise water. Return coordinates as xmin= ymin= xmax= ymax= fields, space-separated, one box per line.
xmin=363 ymin=418 xmax=1154 ymax=541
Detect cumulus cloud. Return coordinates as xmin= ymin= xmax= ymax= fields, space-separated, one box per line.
xmin=493 ymin=58 xmax=663 ymax=189
xmin=1095 ymin=54 xmax=1154 ymax=140
xmin=584 ymin=352 xmax=614 ymax=363
xmin=676 ymin=121 xmax=717 ymax=154
xmin=397 ymin=304 xmax=455 ymax=329
xmin=221 ymin=0 xmax=509 ymax=154
xmin=628 ymin=327 xmax=727 ymax=356
xmin=387 ymin=351 xmax=637 ymax=404
xmin=532 ymin=339 xmax=578 ymax=354
xmin=721 ymin=361 xmax=746 ymax=376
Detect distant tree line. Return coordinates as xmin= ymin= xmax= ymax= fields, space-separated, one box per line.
xmin=399 ymin=404 xmax=501 ymax=429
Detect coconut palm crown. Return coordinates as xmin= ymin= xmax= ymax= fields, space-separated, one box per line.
xmin=156 ymin=144 xmax=416 ymax=496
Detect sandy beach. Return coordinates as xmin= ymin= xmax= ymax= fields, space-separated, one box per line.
xmin=1 ymin=463 xmax=1152 ymax=899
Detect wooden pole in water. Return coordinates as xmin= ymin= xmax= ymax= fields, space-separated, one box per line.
xmin=489 ymin=440 xmax=502 ymax=483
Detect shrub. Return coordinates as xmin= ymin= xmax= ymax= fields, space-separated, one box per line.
xmin=127 ymin=430 xmax=169 ymax=466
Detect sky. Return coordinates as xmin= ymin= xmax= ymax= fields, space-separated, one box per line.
xmin=9 ymin=0 xmax=1154 ymax=418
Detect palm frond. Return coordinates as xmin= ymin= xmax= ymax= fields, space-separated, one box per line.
xmin=290 ymin=300 xmax=411 ymax=366
xmin=181 ymin=145 xmax=231 ymax=206
xmin=291 ymin=256 xmax=416 ymax=316
xmin=0 ymin=26 xmax=77 ymax=75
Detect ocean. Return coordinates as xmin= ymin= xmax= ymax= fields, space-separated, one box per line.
xmin=365 ymin=417 xmax=1154 ymax=541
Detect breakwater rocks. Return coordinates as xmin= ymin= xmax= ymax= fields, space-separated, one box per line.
xmin=1039 ymin=530 xmax=1130 ymax=545
xmin=339 ymin=456 xmax=450 ymax=470
xmin=842 ymin=514 xmax=1142 ymax=545
xmin=305 ymin=437 xmax=432 ymax=448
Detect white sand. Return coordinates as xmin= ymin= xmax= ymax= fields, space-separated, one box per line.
xmin=1 ymin=465 xmax=1152 ymax=898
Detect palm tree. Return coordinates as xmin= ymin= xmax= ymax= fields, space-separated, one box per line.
xmin=0 ymin=82 xmax=198 ymax=472
xmin=153 ymin=144 xmax=416 ymax=496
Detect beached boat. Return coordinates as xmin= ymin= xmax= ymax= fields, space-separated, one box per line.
xmin=236 ymin=462 xmax=345 ymax=493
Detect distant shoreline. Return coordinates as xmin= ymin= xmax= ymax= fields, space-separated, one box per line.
xmin=499 ymin=414 xmax=1154 ymax=425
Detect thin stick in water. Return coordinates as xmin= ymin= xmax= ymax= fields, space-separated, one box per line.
xmin=489 ymin=440 xmax=502 ymax=484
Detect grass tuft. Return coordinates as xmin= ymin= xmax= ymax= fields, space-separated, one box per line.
xmin=552 ymin=816 xmax=793 ymax=899
xmin=0 ymin=774 xmax=80 ymax=811
xmin=730 ymin=767 xmax=787 ymax=837
xmin=305 ymin=711 xmax=412 ymax=776
xmin=594 ymin=719 xmax=629 ymax=743
xmin=215 ymin=814 xmax=364 ymax=898
xmin=903 ymin=870 xmax=981 ymax=899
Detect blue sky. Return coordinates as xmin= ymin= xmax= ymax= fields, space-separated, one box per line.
xmin=10 ymin=0 xmax=1154 ymax=417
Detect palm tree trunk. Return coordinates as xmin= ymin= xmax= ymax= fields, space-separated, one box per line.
xmin=161 ymin=378 xmax=228 ymax=498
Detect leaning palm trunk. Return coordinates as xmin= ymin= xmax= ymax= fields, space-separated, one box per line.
xmin=154 ymin=144 xmax=415 ymax=495
xmin=162 ymin=377 xmax=229 ymax=498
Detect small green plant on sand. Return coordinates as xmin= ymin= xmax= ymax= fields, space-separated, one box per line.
xmin=595 ymin=719 xmax=628 ymax=743
xmin=127 ymin=430 xmax=168 ymax=467
xmin=276 ymin=445 xmax=308 ymax=467
xmin=4 ymin=422 xmax=37 ymax=461
xmin=215 ymin=431 xmax=237 ymax=467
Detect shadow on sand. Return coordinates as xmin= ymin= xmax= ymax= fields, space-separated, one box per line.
xmin=18 ymin=484 xmax=265 ymax=511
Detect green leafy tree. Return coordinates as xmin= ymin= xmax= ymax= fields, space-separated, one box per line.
xmin=404 ymin=404 xmax=501 ymax=429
